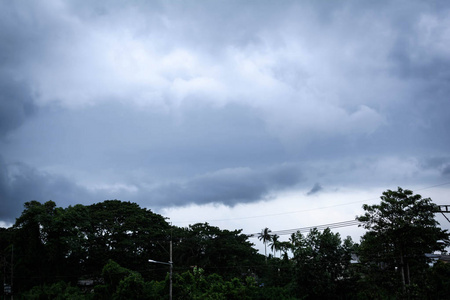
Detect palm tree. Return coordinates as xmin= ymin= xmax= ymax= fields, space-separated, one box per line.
xmin=270 ymin=234 xmax=280 ymax=257
xmin=258 ymin=227 xmax=272 ymax=262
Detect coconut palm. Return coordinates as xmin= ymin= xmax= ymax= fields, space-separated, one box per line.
xmin=258 ymin=227 xmax=272 ymax=262
xmin=270 ymin=234 xmax=280 ymax=257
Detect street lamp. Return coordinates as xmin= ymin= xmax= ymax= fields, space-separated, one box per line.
xmin=149 ymin=259 xmax=173 ymax=300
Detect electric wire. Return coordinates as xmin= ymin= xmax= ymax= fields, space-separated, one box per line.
xmin=246 ymin=219 xmax=361 ymax=237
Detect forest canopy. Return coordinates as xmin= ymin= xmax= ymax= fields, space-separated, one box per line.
xmin=1 ymin=188 xmax=449 ymax=299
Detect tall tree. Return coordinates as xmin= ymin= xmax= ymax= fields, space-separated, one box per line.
xmin=12 ymin=201 xmax=62 ymax=291
xmin=270 ymin=234 xmax=280 ymax=258
xmin=10 ymin=200 xmax=171 ymax=292
xmin=291 ymin=228 xmax=354 ymax=299
xmin=85 ymin=200 xmax=170 ymax=276
xmin=258 ymin=227 xmax=272 ymax=262
xmin=172 ymin=223 xmax=257 ymax=279
xmin=357 ymin=187 xmax=449 ymax=296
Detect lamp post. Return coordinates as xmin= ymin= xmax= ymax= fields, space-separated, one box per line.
xmin=148 ymin=259 xmax=173 ymax=300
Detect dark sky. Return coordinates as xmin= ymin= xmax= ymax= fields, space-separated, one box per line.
xmin=1 ymin=1 xmax=449 ymax=235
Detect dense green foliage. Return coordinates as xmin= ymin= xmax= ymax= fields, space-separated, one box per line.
xmin=356 ymin=187 xmax=450 ymax=298
xmin=4 ymin=200 xmax=171 ymax=293
xmin=172 ymin=223 xmax=259 ymax=280
xmin=0 ymin=187 xmax=449 ymax=299
xmin=291 ymin=228 xmax=355 ymax=299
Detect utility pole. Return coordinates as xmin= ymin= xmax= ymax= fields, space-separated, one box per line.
xmin=3 ymin=245 xmax=13 ymax=300
xmin=169 ymin=236 xmax=173 ymax=300
xmin=3 ymin=254 xmax=5 ymax=299
xmin=436 ymin=205 xmax=450 ymax=223
xmin=149 ymin=258 xmax=173 ymax=300
xmin=11 ymin=245 xmax=13 ymax=300
xmin=151 ymin=225 xmax=174 ymax=300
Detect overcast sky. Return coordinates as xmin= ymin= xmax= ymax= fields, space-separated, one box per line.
xmin=1 ymin=0 xmax=449 ymax=244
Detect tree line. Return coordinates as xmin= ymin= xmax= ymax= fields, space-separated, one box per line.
xmin=0 ymin=187 xmax=449 ymax=299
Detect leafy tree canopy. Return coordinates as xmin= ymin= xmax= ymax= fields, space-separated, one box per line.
xmin=357 ymin=187 xmax=449 ymax=260
xmin=173 ymin=222 xmax=258 ymax=279
xmin=356 ymin=187 xmax=450 ymax=296
xmin=291 ymin=227 xmax=354 ymax=299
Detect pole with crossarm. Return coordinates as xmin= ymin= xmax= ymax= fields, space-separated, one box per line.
xmin=149 ymin=259 xmax=173 ymax=300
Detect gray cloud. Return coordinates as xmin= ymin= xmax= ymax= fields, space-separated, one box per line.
xmin=0 ymin=155 xmax=304 ymax=221
xmin=0 ymin=156 xmax=94 ymax=222
xmin=148 ymin=164 xmax=303 ymax=207
xmin=443 ymin=165 xmax=450 ymax=176
xmin=1 ymin=0 xmax=450 ymax=223
xmin=307 ymin=183 xmax=323 ymax=196
xmin=0 ymin=76 xmax=36 ymax=137
xmin=420 ymin=157 xmax=450 ymax=178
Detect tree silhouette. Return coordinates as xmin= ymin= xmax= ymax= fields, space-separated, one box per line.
xmin=258 ymin=227 xmax=272 ymax=262
xmin=357 ymin=187 xmax=450 ymax=296
xmin=270 ymin=234 xmax=280 ymax=257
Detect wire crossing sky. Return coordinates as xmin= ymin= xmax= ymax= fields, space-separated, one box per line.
xmin=247 ymin=220 xmax=362 ymax=237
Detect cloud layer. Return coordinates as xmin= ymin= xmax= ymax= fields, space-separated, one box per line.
xmin=1 ymin=0 xmax=450 ymax=222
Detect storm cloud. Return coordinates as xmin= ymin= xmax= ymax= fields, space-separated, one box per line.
xmin=1 ymin=0 xmax=450 ymax=223
xmin=0 ymin=77 xmax=36 ymax=137
xmin=0 ymin=155 xmax=94 ymax=222
xmin=150 ymin=164 xmax=303 ymax=207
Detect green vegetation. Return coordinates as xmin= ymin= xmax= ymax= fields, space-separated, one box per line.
xmin=356 ymin=187 xmax=450 ymax=298
xmin=0 ymin=187 xmax=449 ymax=299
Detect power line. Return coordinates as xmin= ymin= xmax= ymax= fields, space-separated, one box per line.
xmin=415 ymin=181 xmax=450 ymax=191
xmin=247 ymin=219 xmax=361 ymax=237
xmin=171 ymin=199 xmax=374 ymax=224
xmin=171 ymin=181 xmax=450 ymax=224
